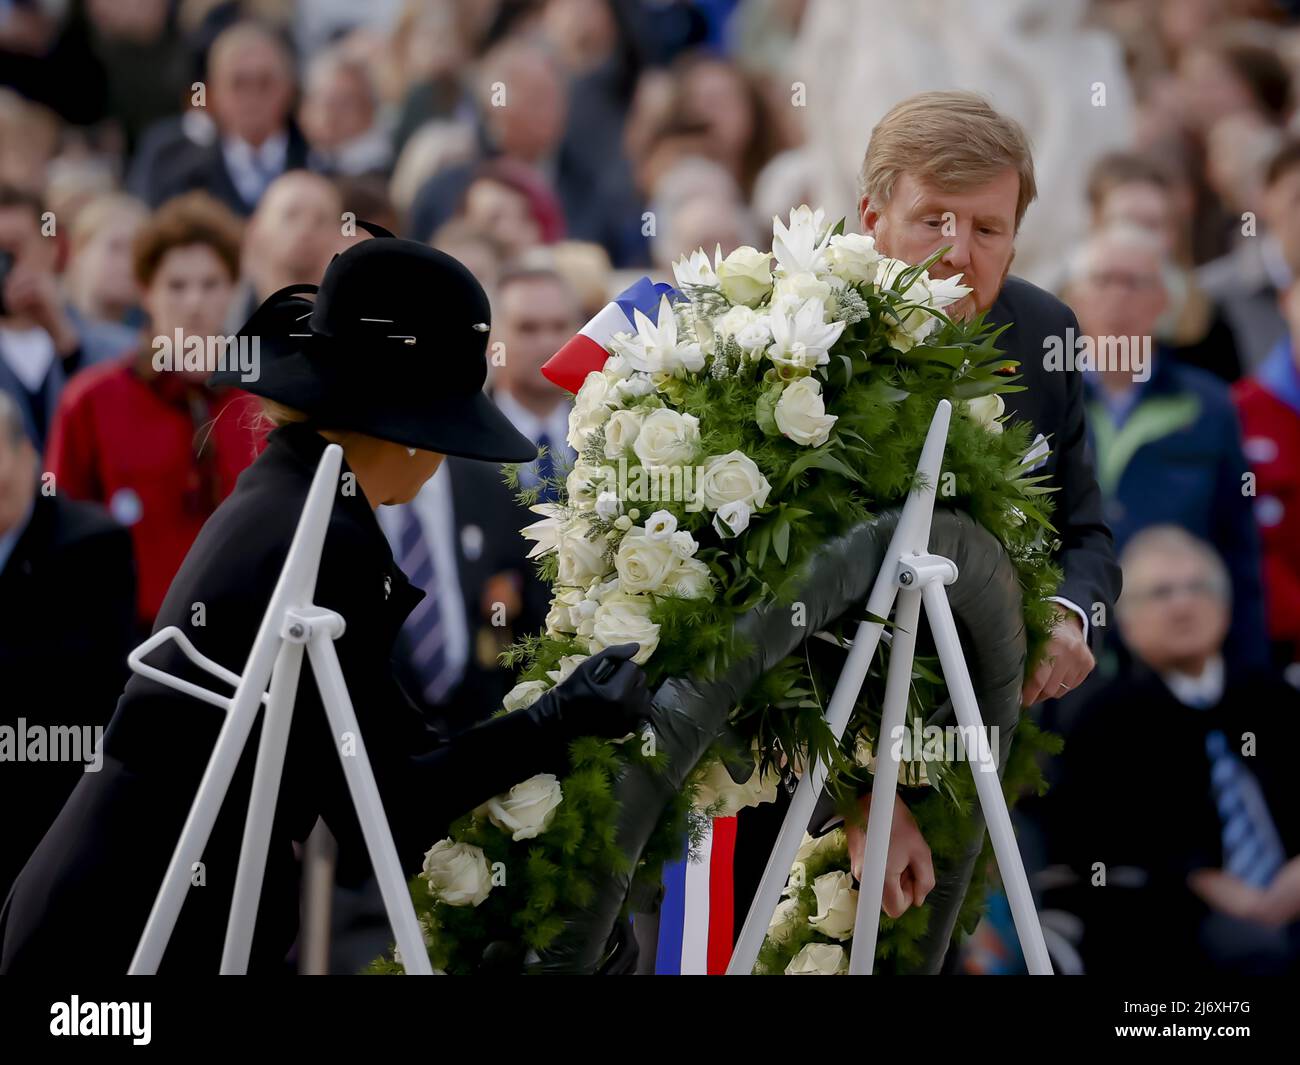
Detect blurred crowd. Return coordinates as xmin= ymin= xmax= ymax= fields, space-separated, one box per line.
xmin=3 ymin=0 xmax=1300 ymax=975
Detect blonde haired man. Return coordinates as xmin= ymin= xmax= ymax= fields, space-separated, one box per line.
xmin=755 ymin=92 xmax=1121 ymax=972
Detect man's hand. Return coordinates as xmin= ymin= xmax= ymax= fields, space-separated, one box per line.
xmin=844 ymin=792 xmax=935 ymax=918
xmin=1190 ymin=859 xmax=1300 ymax=928
xmin=1021 ymin=606 xmax=1094 ymax=707
xmin=3 ymin=264 xmax=79 ymax=355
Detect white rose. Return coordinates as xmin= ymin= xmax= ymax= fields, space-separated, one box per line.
xmin=827 ymin=231 xmax=882 ymax=286
xmin=546 ymin=653 xmax=588 ymax=686
xmin=544 ymin=587 xmax=585 ymax=637
xmin=502 ymin=679 xmax=549 ymax=712
xmin=567 ymin=372 xmax=614 ymax=451
xmin=565 ymin=462 xmax=606 ymax=510
xmin=784 ymin=861 xmax=807 ymax=896
xmin=567 ymin=406 xmax=602 ymax=454
xmin=693 ymin=753 xmax=779 ymax=817
xmin=602 ymin=352 xmax=633 ymax=379
xmin=767 ymin=896 xmax=803 ymax=942
xmin=666 ymin=555 xmax=713 ymax=599
xmin=631 ymin=408 xmax=699 ymax=469
xmin=603 ymin=407 xmax=646 ymax=458
xmin=590 ymin=594 xmax=660 ymax=664
xmin=775 ymin=377 xmax=837 ymax=447
xmin=480 ymin=773 xmax=564 ymax=841
xmin=964 ymin=393 xmax=1005 ymax=434
xmin=713 ymin=499 xmax=752 ymax=538
xmin=586 ymin=574 xmax=621 ymax=603
xmin=699 ymin=450 xmax=771 ymax=510
xmin=556 ymin=520 xmax=611 ymax=587
xmin=421 ymin=840 xmax=492 ymax=907
xmin=611 ymin=373 xmax=656 ymax=404
xmin=715 ymin=245 xmax=773 ymax=307
xmin=711 ymin=305 xmax=767 ymax=357
xmin=669 ymin=530 xmax=698 ymax=559
xmin=614 ymin=526 xmax=678 ymax=593
xmin=574 ymin=370 xmax=614 ymax=416
xmin=795 ymin=827 xmax=846 ymax=865
xmin=785 ymin=942 xmax=848 ymax=975
xmin=772 ymin=271 xmax=835 ymax=317
xmin=595 ymin=490 xmax=622 ymax=520
xmin=808 ymin=870 xmax=858 ymax=941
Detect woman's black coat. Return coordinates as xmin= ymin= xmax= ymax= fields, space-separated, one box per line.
xmin=0 ymin=423 xmax=590 ymax=974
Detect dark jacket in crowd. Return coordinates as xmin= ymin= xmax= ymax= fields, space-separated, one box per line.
xmin=1085 ymin=353 xmax=1268 ymax=670
xmin=0 ymin=491 xmax=135 ymax=904
xmin=0 ymin=423 xmax=622 ymax=974
xmin=1046 ymin=666 xmax=1300 ymax=974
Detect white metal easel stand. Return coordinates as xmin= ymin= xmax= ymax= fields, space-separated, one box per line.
xmin=125 ymin=443 xmax=433 ymax=975
xmin=726 ymin=399 xmax=1052 ymax=976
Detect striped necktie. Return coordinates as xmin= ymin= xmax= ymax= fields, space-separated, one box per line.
xmin=395 ymin=505 xmax=457 ymax=704
xmin=536 ymin=432 xmax=558 ymax=503
xmin=1204 ymin=729 xmax=1286 ymax=889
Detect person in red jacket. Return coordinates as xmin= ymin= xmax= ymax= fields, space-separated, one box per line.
xmin=47 ymin=192 xmax=264 ymax=630
xmin=1234 ymin=281 xmax=1300 ymax=669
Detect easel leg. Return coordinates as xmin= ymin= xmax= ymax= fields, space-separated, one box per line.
xmin=848 ymin=585 xmax=923 ymax=974
xmin=129 ymin=655 xmax=280 ymax=974
xmin=921 ymin=581 xmax=1053 ymax=974
xmin=221 ymin=640 xmax=306 ymax=973
xmin=307 ymin=636 xmax=435 ymax=975
xmin=725 ymin=611 xmax=890 ymax=974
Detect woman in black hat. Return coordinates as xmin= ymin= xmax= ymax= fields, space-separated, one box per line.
xmin=0 ymin=229 xmax=650 ymax=974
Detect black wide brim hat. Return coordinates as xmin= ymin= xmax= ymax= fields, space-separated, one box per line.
xmin=211 ymin=224 xmax=537 ymax=464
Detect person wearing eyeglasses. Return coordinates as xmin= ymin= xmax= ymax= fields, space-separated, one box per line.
xmin=1064 ymin=224 xmax=1268 ymax=673
xmin=1045 ymin=526 xmax=1300 ymax=975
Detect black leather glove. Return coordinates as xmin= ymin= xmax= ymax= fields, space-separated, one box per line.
xmin=398 ymin=644 xmax=653 ymax=864
xmin=521 ymin=643 xmax=652 ymax=740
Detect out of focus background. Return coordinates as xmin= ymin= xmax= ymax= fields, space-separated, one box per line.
xmin=3 ymin=0 xmax=1300 ymax=975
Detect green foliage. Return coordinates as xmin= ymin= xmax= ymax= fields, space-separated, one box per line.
xmin=371 ymin=226 xmax=1066 ymax=975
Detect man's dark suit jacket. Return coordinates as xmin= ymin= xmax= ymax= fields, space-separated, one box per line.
xmin=734 ymin=276 xmax=1123 ymax=968
xmin=127 ymin=115 xmax=310 ymax=216
xmin=986 ymin=276 xmax=1122 ymax=645
xmin=0 ymin=491 xmax=136 ymax=903
xmin=1046 ymin=665 xmax=1300 ymax=974
xmin=390 ymin=456 xmax=552 ymax=734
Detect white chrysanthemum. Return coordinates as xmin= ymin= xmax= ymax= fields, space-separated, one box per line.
xmin=520 ymin=502 xmax=564 ymax=559
xmin=875 ymin=258 xmax=972 ymax=350
xmin=611 ymin=295 xmax=704 ymax=375
xmin=772 ymin=205 xmax=831 ymax=276
xmin=926 ymin=273 xmax=973 ymax=310
xmin=766 ymin=296 xmax=847 ymax=372
xmin=672 ymin=247 xmax=719 ymax=290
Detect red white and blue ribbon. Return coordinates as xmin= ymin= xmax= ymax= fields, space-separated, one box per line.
xmin=541 ymin=276 xmax=682 ymax=394
xmin=654 ymin=816 xmax=736 ymax=975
